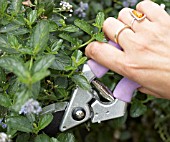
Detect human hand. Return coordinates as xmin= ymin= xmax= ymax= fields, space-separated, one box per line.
xmin=85 ymin=1 xmax=170 ymax=99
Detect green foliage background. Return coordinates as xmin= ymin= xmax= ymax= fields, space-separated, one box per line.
xmin=0 ymin=0 xmax=170 ymax=142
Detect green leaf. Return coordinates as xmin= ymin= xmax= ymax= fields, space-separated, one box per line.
xmin=0 ymin=93 xmax=12 ymax=108
xmin=43 ymin=0 xmax=54 ymax=17
xmin=57 ymin=133 xmax=76 ymax=142
xmin=71 ymin=50 xmax=87 ymax=66
xmin=104 ymin=0 xmax=112 ymax=6
xmin=26 ymin=113 xmax=36 ymax=126
xmin=7 ymin=116 xmax=33 ymax=133
xmin=51 ymin=138 xmax=59 ymax=142
xmin=6 ymin=129 xmax=17 ymax=138
xmin=54 ymin=77 xmax=68 ymax=89
xmin=0 ymin=56 xmax=30 ymax=84
xmin=0 ymin=36 xmax=7 ymax=47
xmin=7 ymin=77 xmax=20 ymax=95
xmin=32 ymin=55 xmax=55 ymax=73
xmin=0 ymin=24 xmax=20 ymax=33
xmin=10 ymin=28 xmax=29 ymax=35
xmin=90 ymin=2 xmax=103 ymax=14
xmin=59 ymin=33 xmax=82 ymax=47
xmin=31 ymin=55 xmax=55 ymax=83
xmin=72 ymin=50 xmax=83 ymax=62
xmin=35 ymin=134 xmax=59 ymax=142
xmin=19 ymin=47 xmax=33 ymax=55
xmin=93 ymin=32 xmax=107 ymax=42
xmin=0 ymin=67 xmax=6 ymax=87
xmin=7 ymin=34 xmax=21 ymax=49
xmin=32 ymin=81 xmax=41 ymax=99
xmin=28 ymin=10 xmax=37 ymax=25
xmin=38 ymin=93 xmax=58 ymax=101
xmin=0 ymin=0 xmax=8 ymax=15
xmin=31 ymin=70 xmax=50 ymax=84
xmin=64 ymin=66 xmax=76 ymax=71
xmin=51 ymin=39 xmax=63 ymax=52
xmin=77 ymin=57 xmax=87 ymax=66
xmin=16 ymin=133 xmax=30 ymax=142
xmin=57 ymin=88 xmax=69 ymax=98
xmin=93 ymin=12 xmax=105 ymax=30
xmin=34 ymin=134 xmax=51 ymax=142
xmin=0 ymin=36 xmax=18 ymax=53
xmin=59 ymin=19 xmax=66 ymax=27
xmin=61 ymin=25 xmax=79 ymax=33
xmin=130 ymin=100 xmax=147 ymax=118
xmin=12 ymin=88 xmax=32 ymax=112
xmin=50 ymin=51 xmax=71 ymax=71
xmin=13 ymin=15 xmax=25 ymax=25
xmin=49 ymin=21 xmax=58 ymax=32
xmin=11 ymin=0 xmax=22 ymax=14
xmin=71 ymin=74 xmax=91 ymax=90
xmin=74 ymin=19 xmax=94 ymax=35
xmin=38 ymin=113 xmax=53 ymax=131
xmin=31 ymin=20 xmax=49 ymax=55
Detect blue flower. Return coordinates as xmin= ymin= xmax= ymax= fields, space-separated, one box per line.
xmin=1 ymin=123 xmax=7 ymax=129
xmin=0 ymin=119 xmax=7 ymax=129
xmin=79 ymin=2 xmax=88 ymax=11
xmin=122 ymin=0 xmax=138 ymax=7
xmin=19 ymin=99 xmax=42 ymax=115
xmin=74 ymin=2 xmax=89 ymax=18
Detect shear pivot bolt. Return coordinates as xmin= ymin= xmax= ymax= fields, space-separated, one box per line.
xmin=72 ymin=107 xmax=86 ymax=121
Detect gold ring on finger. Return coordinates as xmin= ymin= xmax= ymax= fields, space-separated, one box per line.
xmin=114 ymin=25 xmax=131 ymax=44
xmin=130 ymin=18 xmax=136 ymax=28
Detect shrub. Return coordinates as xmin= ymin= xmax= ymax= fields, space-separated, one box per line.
xmin=0 ymin=0 xmax=170 ymax=142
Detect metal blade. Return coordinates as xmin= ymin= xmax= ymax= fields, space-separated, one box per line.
xmin=42 ymin=111 xmax=65 ymax=136
xmin=40 ymin=102 xmax=68 ymax=115
xmin=92 ymin=80 xmax=114 ymax=102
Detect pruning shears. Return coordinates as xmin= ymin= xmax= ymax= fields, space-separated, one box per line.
xmin=41 ymin=41 xmax=141 ymax=136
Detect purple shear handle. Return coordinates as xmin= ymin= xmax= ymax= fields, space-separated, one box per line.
xmin=87 ymin=40 xmax=141 ymax=102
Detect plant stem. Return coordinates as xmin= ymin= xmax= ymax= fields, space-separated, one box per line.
xmin=68 ymin=69 xmax=76 ymax=77
xmin=53 ymin=9 xmax=65 ymax=13
xmin=76 ymin=37 xmax=94 ymax=49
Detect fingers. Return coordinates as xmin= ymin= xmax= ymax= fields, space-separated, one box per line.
xmin=118 ymin=8 xmax=151 ymax=32
xmin=85 ymin=42 xmax=126 ymax=76
xmin=138 ymin=87 xmax=162 ymax=98
xmin=103 ymin=17 xmax=137 ymax=51
xmin=136 ymin=1 xmax=170 ymax=23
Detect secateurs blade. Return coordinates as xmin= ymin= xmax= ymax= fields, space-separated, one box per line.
xmin=41 ymin=41 xmax=141 ymax=136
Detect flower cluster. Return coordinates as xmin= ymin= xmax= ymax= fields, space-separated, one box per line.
xmin=74 ymin=2 xmax=89 ymax=18
xmin=0 ymin=119 xmax=7 ymax=129
xmin=0 ymin=133 xmax=11 ymax=142
xmin=60 ymin=1 xmax=73 ymax=12
xmin=19 ymin=99 xmax=42 ymax=115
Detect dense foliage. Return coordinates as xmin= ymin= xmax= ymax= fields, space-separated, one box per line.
xmin=0 ymin=0 xmax=170 ymax=142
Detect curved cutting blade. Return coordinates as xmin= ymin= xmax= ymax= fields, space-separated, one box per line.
xmin=40 ymin=102 xmax=68 ymax=136
xmin=42 ymin=111 xmax=65 ymax=136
